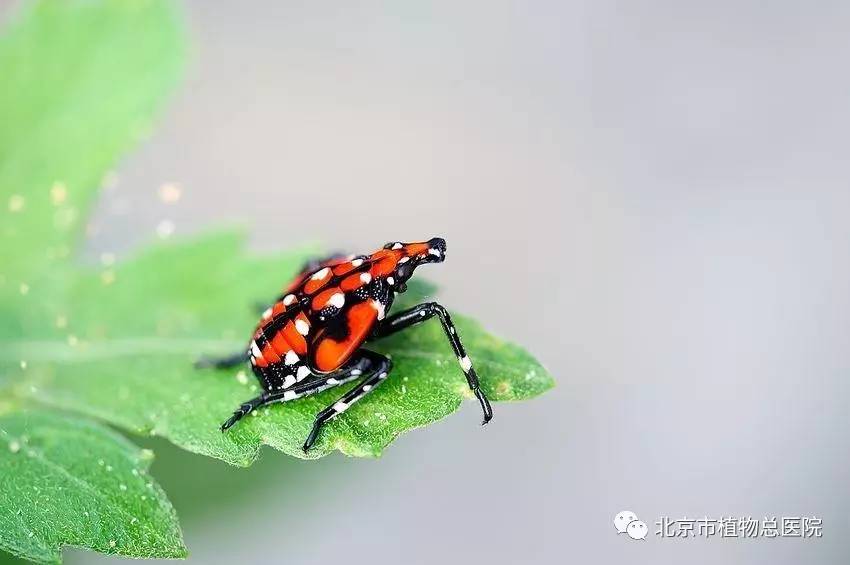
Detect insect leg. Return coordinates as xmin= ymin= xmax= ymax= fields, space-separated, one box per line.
xmin=303 ymin=350 xmax=392 ymax=452
xmin=194 ymin=351 xmax=247 ymax=370
xmin=219 ymin=355 xmax=376 ymax=432
xmin=370 ymin=302 xmax=493 ymax=424
xmin=220 ymin=393 xmax=271 ymax=431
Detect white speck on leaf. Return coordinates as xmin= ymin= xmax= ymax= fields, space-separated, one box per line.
xmin=8 ymin=194 xmax=25 ymax=212
xmin=156 ymin=219 xmax=175 ymax=238
xmin=50 ymin=182 xmax=68 ymax=205
xmin=158 ymin=182 xmax=182 ymax=203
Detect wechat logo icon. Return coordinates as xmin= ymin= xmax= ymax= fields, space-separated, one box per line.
xmin=614 ymin=510 xmax=648 ymax=541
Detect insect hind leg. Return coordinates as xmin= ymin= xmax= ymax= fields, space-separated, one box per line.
xmin=194 ymin=350 xmax=248 ymax=370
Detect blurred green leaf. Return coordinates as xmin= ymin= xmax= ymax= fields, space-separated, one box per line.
xmin=0 ymin=0 xmax=185 ymax=562
xmin=0 ymin=0 xmax=183 ymax=307
xmin=0 ymin=411 xmax=185 ymax=564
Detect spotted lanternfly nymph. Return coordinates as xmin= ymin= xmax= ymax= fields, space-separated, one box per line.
xmin=196 ymin=238 xmax=493 ymax=451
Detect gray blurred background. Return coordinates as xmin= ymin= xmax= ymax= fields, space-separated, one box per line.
xmin=54 ymin=0 xmax=850 ymax=563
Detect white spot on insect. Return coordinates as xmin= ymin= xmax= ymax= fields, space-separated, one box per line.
xmin=333 ymin=401 xmax=349 ymax=412
xmin=378 ymin=372 xmax=388 ymax=379
xmin=329 ymin=292 xmax=345 ymax=308
xmin=283 ymin=390 xmax=297 ymax=400
xmin=296 ymin=365 xmax=311 ymax=381
xmin=326 ymin=378 xmax=339 ymax=385
xmin=283 ymin=294 xmax=296 ymax=306
xmin=428 ymin=248 xmax=442 ymax=258
xmin=311 ymin=267 xmax=330 ymax=280
xmin=351 ymin=258 xmax=364 ymax=267
xmin=459 ymin=355 xmax=472 ymax=372
xmin=387 ymin=276 xmax=394 ymax=285
xmin=398 ymin=257 xmax=410 ymax=264
xmin=419 ymin=310 xmax=426 ymax=317
xmin=284 ymin=350 xmax=299 ymax=365
xmin=391 ymin=242 xmax=403 ymax=250
xmin=351 ymin=369 xmax=362 ymax=376
xmin=295 ymin=319 xmax=310 ymax=335
xmin=262 ymin=307 xmax=273 ymax=320
xmin=450 ymin=327 xmax=455 ymax=334
xmin=362 ymin=384 xmax=372 ymax=392
xmin=283 ymin=374 xmax=296 ymax=388
xmin=371 ymin=300 xmax=386 ymax=320
xmin=360 ymin=272 xmax=372 ymax=284
xmin=250 ymin=341 xmax=262 ymax=358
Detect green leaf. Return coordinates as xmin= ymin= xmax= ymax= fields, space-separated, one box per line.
xmin=6 ymin=231 xmax=554 ymax=465
xmin=0 ymin=410 xmax=185 ymax=564
xmin=0 ymin=0 xmax=184 ymax=318
xmin=0 ymin=0 xmax=186 ymax=562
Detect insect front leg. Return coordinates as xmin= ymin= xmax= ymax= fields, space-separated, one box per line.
xmin=303 ymin=350 xmax=392 ymax=452
xmin=370 ymin=302 xmax=493 ymax=424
